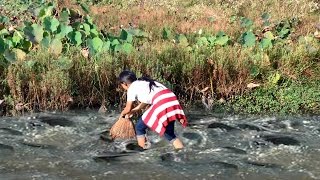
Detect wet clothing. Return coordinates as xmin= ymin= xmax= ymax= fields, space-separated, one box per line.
xmin=136 ymin=117 xmax=177 ymax=141
xmin=141 ymin=88 xmax=187 ymax=136
xmin=126 ymin=80 xmax=187 ymax=136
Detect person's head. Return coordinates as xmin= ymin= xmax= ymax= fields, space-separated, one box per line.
xmin=118 ymin=70 xmax=137 ymax=90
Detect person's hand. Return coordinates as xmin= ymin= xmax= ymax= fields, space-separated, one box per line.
xmin=124 ymin=114 xmax=132 ymax=119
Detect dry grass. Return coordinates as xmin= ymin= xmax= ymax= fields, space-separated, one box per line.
xmin=48 ymin=0 xmax=319 ymax=43
xmin=90 ymin=4 xmax=229 ymax=36
xmin=86 ymin=0 xmax=319 ymax=36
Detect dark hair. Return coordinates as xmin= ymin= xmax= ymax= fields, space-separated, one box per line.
xmin=118 ymin=70 xmax=137 ymax=84
xmin=138 ymin=76 xmax=159 ymax=92
xmin=118 ymin=70 xmax=158 ymax=92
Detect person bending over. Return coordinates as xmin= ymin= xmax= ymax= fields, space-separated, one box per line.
xmin=118 ymin=70 xmax=188 ymax=149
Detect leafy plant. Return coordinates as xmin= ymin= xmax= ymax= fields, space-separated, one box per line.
xmin=240 ymin=31 xmax=256 ymax=47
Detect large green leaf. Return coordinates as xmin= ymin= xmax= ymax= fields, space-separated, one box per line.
xmin=0 ymin=15 xmax=9 ymax=24
xmin=60 ymin=9 xmax=70 ymax=25
xmin=207 ymin=36 xmax=217 ymax=45
xmin=20 ymin=40 xmax=32 ymax=52
xmin=90 ymin=29 xmax=99 ymax=37
xmin=43 ymin=17 xmax=60 ymax=33
xmin=278 ymin=28 xmax=290 ymax=39
xmin=0 ymin=28 xmax=9 ymax=36
xmin=120 ymin=29 xmax=133 ymax=43
xmin=102 ymin=41 xmax=110 ymax=52
xmin=127 ymin=29 xmax=148 ymax=38
xmin=259 ymin=38 xmax=273 ymax=49
xmin=68 ymin=31 xmax=82 ymax=46
xmin=111 ymin=39 xmax=120 ymax=46
xmin=114 ymin=43 xmax=133 ymax=54
xmin=3 ymin=39 xmax=13 ymax=49
xmin=264 ymin=31 xmax=274 ymax=39
xmin=88 ymin=37 xmax=103 ymax=55
xmin=0 ymin=38 xmax=6 ymax=53
xmin=41 ymin=35 xmax=51 ymax=48
xmin=3 ymin=48 xmax=26 ymax=62
xmin=241 ymin=31 xmax=256 ymax=47
xmin=38 ymin=5 xmax=54 ymax=19
xmin=84 ymin=15 xmax=94 ymax=26
xmin=196 ymin=37 xmax=208 ymax=47
xmin=122 ymin=43 xmax=133 ymax=54
xmin=215 ymin=35 xmax=229 ymax=46
xmin=82 ymin=23 xmax=91 ymax=36
xmin=12 ymin=31 xmax=23 ymax=46
xmin=24 ymin=24 xmax=44 ymax=43
xmin=56 ymin=25 xmax=73 ymax=39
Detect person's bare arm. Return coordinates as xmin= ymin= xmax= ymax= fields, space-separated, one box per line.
xmin=126 ymin=102 xmax=148 ymax=117
xmin=132 ymin=102 xmax=148 ymax=112
xmin=120 ymin=101 xmax=134 ymax=118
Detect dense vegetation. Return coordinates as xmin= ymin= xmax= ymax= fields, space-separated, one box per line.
xmin=0 ymin=0 xmax=319 ymax=115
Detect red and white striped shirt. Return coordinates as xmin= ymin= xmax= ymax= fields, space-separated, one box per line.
xmin=142 ymin=89 xmax=187 ymax=135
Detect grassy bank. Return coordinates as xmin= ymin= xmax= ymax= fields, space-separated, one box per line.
xmin=0 ymin=0 xmax=319 ymax=115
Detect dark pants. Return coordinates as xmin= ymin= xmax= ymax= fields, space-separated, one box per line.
xmin=135 ymin=117 xmax=177 ymax=141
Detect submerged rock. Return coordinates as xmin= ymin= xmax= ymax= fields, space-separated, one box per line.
xmin=0 ymin=127 xmax=23 ymax=136
xmin=0 ymin=143 xmax=14 ymax=156
xmin=237 ymin=123 xmax=266 ymax=131
xmin=210 ymin=161 xmax=238 ymax=170
xmin=208 ymin=122 xmax=238 ymax=131
xmin=93 ymin=151 xmax=131 ymax=162
xmin=261 ymin=135 xmax=300 ymax=146
xmin=39 ymin=116 xmax=75 ymax=127
xmin=125 ymin=142 xmax=144 ymax=152
xmin=160 ymin=152 xmax=176 ymax=162
xmin=21 ymin=141 xmax=57 ymax=149
xmin=99 ymin=130 xmax=113 ymax=143
xmin=221 ymin=146 xmax=247 ymax=154
xmin=246 ymin=160 xmax=282 ymax=169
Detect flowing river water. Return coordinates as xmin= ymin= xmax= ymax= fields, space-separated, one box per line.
xmin=0 ymin=109 xmax=319 ymax=180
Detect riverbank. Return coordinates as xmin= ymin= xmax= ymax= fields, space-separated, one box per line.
xmin=0 ymin=0 xmax=319 ymax=116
